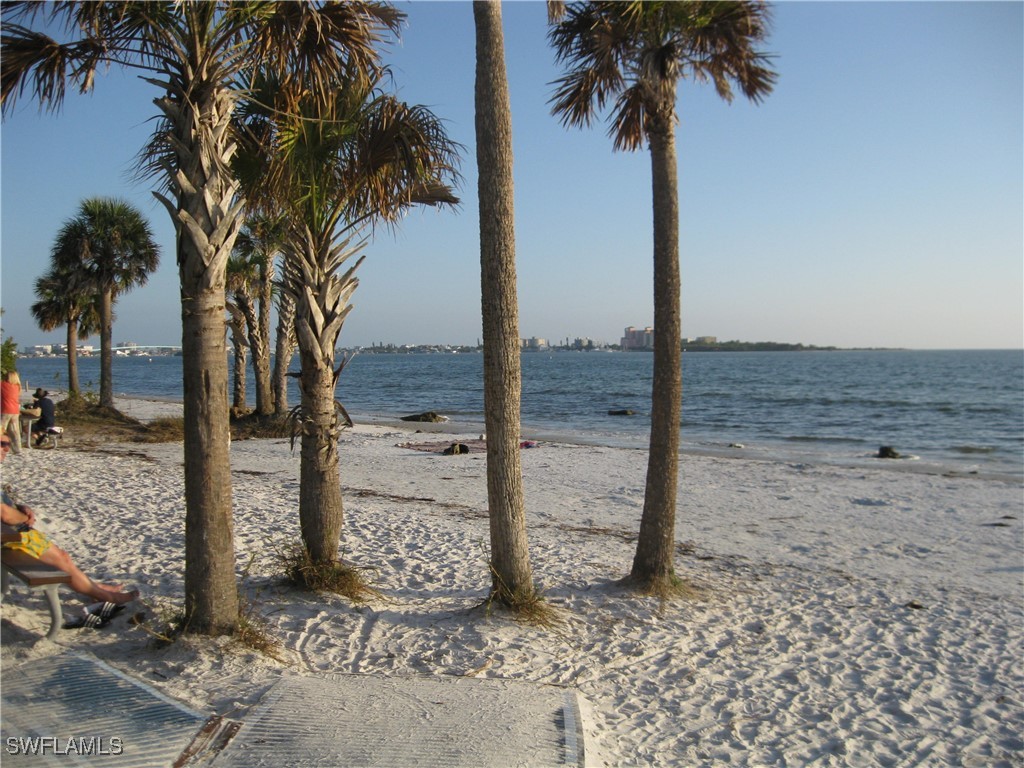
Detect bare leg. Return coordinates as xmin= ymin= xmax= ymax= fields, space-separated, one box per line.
xmin=1 ymin=414 xmax=21 ymax=454
xmin=37 ymin=546 xmax=138 ymax=605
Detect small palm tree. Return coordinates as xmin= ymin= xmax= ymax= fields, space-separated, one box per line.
xmin=232 ymin=215 xmax=285 ymax=416
xmin=272 ymin=280 xmax=298 ymax=416
xmin=549 ymin=0 xmax=776 ymax=595
xmin=31 ymin=267 xmax=101 ymax=399
xmin=226 ymin=252 xmax=258 ymax=414
xmin=240 ymin=68 xmax=459 ymax=569
xmin=51 ymin=197 xmax=159 ymax=409
xmin=2 ymin=1 xmax=405 ymax=634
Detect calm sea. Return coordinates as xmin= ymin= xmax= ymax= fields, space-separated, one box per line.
xmin=15 ymin=349 xmax=1023 ymax=477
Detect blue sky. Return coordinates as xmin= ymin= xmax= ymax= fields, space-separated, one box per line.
xmin=2 ymin=1 xmax=1022 ymax=350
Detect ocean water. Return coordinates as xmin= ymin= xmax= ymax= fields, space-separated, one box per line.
xmin=15 ymin=349 xmax=1023 ymax=477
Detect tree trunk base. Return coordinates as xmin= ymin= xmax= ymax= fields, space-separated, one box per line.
xmin=618 ymin=571 xmax=699 ymax=601
xmin=483 ymin=583 xmax=562 ymax=628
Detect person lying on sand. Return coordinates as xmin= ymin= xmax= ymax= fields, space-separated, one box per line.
xmin=0 ymin=436 xmax=139 ymax=606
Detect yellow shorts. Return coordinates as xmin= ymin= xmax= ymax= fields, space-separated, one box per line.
xmin=2 ymin=529 xmax=52 ymax=558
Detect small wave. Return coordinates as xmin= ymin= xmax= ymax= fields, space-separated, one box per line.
xmin=962 ymin=405 xmax=1015 ymax=416
xmin=863 ymin=451 xmax=920 ymax=461
xmin=784 ymin=435 xmax=868 ymax=445
xmin=951 ymin=445 xmax=997 ymax=455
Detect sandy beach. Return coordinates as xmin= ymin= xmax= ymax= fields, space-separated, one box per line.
xmin=2 ymin=397 xmax=1022 ymax=766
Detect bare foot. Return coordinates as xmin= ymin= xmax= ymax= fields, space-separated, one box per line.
xmin=114 ymin=588 xmax=140 ymax=605
xmin=94 ymin=586 xmax=139 ymax=605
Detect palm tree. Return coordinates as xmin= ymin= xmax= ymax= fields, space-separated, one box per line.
xmin=226 ymin=252 xmax=257 ymax=414
xmin=232 ymin=215 xmax=285 ymax=416
xmin=226 ymin=304 xmax=249 ymax=414
xmin=272 ymin=284 xmax=298 ymax=415
xmin=2 ymin=2 xmax=403 ymax=634
xmin=548 ymin=1 xmax=776 ymax=594
xmin=473 ymin=0 xmax=538 ymax=608
xmin=241 ymin=69 xmax=459 ymax=569
xmin=230 ymin=89 xmax=296 ymax=416
xmin=51 ymin=198 xmax=159 ymax=409
xmin=30 ymin=267 xmax=101 ymax=399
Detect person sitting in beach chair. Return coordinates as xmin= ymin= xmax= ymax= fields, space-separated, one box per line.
xmin=1 ymin=437 xmax=139 ymax=606
xmin=29 ymin=388 xmax=56 ymax=447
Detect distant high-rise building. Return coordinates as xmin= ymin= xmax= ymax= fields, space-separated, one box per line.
xmin=620 ymin=326 xmax=653 ymax=350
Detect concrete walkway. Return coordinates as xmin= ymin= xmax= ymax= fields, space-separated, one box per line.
xmin=0 ymin=652 xmax=226 ymax=767
xmin=2 ymin=653 xmax=589 ymax=768
xmin=212 ymin=673 xmax=588 ymax=768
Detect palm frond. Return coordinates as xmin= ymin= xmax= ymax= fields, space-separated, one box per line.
xmin=31 ymin=267 xmax=102 ymax=337
xmin=1 ymin=25 xmax=101 ymax=112
xmin=548 ymin=3 xmax=629 ymax=129
xmin=548 ymin=0 xmax=776 ymax=149
xmin=609 ymin=84 xmax=648 ymax=152
xmin=48 ymin=197 xmax=160 ymax=303
xmin=248 ymin=1 xmax=402 ymax=108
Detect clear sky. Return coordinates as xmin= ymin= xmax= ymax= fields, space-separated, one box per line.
xmin=1 ymin=1 xmax=1021 ymax=351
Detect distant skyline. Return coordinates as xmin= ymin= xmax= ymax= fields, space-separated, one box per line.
xmin=2 ymin=2 xmax=1022 ymax=351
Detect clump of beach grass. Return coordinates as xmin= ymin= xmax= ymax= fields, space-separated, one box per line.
xmin=232 ymin=594 xmax=284 ymax=661
xmin=485 ymin=585 xmax=564 ymax=630
xmin=133 ymin=558 xmax=283 ymax=660
xmin=137 ymin=416 xmax=185 ymax=442
xmin=618 ymin=572 xmax=702 ymax=604
xmin=231 ymin=553 xmax=284 ymax=660
xmin=136 ymin=600 xmax=283 ymax=660
xmin=484 ymin=557 xmax=564 ymax=629
xmin=230 ymin=412 xmax=293 ymax=440
xmin=274 ymin=541 xmax=380 ymax=603
xmin=131 ymin=597 xmax=189 ymax=648
xmin=55 ymin=397 xmax=186 ymax=444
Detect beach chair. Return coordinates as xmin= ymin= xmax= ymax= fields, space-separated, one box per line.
xmin=34 ymin=426 xmax=64 ymax=449
xmin=1 ymin=527 xmax=71 ymax=640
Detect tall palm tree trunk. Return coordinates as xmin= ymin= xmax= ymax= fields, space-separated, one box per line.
xmin=227 ymin=303 xmax=248 ymax=413
xmin=252 ymin=272 xmax=274 ymax=415
xmin=156 ymin=87 xmax=243 ymax=635
xmin=631 ymin=118 xmax=682 ymax=590
xmin=65 ymin=319 xmax=81 ymax=398
xmin=99 ymin=289 xmax=114 ymax=408
xmin=273 ymin=294 xmax=297 ymax=414
xmin=180 ymin=282 xmax=238 ymax=633
xmin=244 ymin=305 xmax=272 ymax=416
xmin=297 ymin=346 xmax=345 ymax=564
xmin=474 ymin=0 xmax=535 ymax=604
xmin=233 ymin=344 xmax=248 ymax=413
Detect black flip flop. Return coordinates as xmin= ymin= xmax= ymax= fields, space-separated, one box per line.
xmin=63 ymin=611 xmax=108 ymax=630
xmin=85 ymin=602 xmax=125 ymax=620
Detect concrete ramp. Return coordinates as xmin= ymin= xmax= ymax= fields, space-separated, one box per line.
xmin=212 ymin=674 xmax=588 ymax=768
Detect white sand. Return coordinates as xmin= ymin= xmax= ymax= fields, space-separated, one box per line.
xmin=2 ymin=397 xmax=1022 ymax=766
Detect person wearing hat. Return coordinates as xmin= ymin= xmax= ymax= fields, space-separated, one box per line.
xmin=30 ymin=388 xmax=55 ymax=447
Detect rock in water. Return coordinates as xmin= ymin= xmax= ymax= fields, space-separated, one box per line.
xmin=608 ymin=409 xmax=636 ymax=416
xmin=877 ymin=446 xmax=901 ymax=459
xmin=401 ymin=411 xmax=446 ymax=423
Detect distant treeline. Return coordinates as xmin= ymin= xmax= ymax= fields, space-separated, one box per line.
xmin=680 ymin=340 xmax=839 ymax=352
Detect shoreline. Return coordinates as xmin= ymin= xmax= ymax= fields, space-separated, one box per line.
xmin=2 ymin=397 xmax=1022 ymax=764
xmin=15 ymin=350 xmax=1024 ymax=479
xmin=84 ymin=392 xmax=1019 ymax=483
